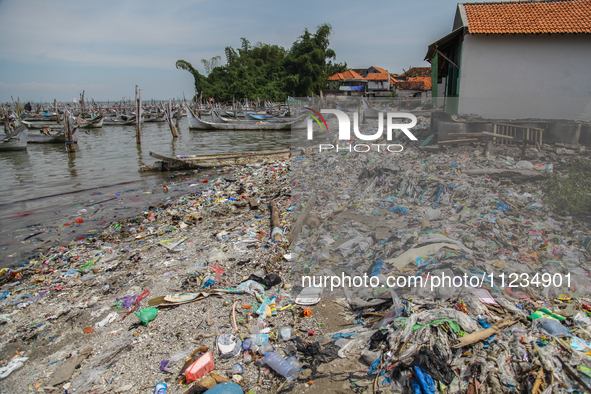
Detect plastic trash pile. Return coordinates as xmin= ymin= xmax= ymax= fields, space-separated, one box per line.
xmin=1 ymin=113 xmax=590 ymax=393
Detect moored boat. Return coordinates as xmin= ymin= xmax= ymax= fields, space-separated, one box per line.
xmin=27 ymin=127 xmax=79 ymax=144
xmin=20 ymin=121 xmax=63 ymax=130
xmin=74 ymin=115 xmax=104 ymax=128
xmin=141 ymin=149 xmax=292 ymax=171
xmin=0 ymin=125 xmax=28 ymax=151
xmin=186 ymin=107 xmax=297 ymax=131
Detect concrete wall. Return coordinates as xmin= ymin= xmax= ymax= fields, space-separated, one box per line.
xmin=367 ymin=81 xmax=389 ymax=91
xmin=396 ymin=89 xmax=432 ymax=99
xmin=458 ymin=34 xmax=591 ymax=120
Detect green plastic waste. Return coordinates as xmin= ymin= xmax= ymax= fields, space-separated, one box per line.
xmin=528 ymin=308 xmax=565 ymax=321
xmin=134 ymin=307 xmax=158 ymax=325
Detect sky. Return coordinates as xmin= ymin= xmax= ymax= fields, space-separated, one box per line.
xmin=0 ymin=0 xmax=460 ymax=103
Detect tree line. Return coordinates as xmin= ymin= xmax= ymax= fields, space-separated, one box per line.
xmin=176 ymin=23 xmax=347 ymax=102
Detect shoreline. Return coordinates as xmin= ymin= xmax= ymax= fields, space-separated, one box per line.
xmin=2 ymin=140 xmax=591 ymax=394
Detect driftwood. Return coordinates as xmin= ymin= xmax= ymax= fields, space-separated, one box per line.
xmin=453 ymin=317 xmax=519 ymax=348
xmin=288 ymin=194 xmax=316 ymax=245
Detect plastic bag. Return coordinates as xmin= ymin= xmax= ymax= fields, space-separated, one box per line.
xmin=414 ymin=366 xmax=436 ymax=394
xmin=401 ymin=309 xmax=479 ymax=341
xmin=536 ymin=317 xmax=571 ymax=337
xmin=134 ymin=307 xmax=158 ymax=325
xmin=247 ymin=273 xmax=281 ymax=289
xmin=236 ymin=280 xmax=264 ymax=294
xmin=0 ymin=356 xmax=28 ymax=380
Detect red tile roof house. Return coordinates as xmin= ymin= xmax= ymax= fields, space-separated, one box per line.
xmin=365 ymin=70 xmax=392 ymax=97
xmin=425 ymin=0 xmax=591 ymax=124
xmin=326 ymin=70 xmax=367 ymax=96
xmin=393 ymin=69 xmax=433 ymax=98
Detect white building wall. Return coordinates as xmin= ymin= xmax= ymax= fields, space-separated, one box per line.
xmin=367 ymin=81 xmax=388 ymax=91
xmin=458 ymin=34 xmax=591 ymax=120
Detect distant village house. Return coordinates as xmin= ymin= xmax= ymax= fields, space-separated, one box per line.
xmin=325 ymin=66 xmax=432 ymax=98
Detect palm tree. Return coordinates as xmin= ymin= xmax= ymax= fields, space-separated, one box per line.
xmin=175 ymin=60 xmax=208 ymax=97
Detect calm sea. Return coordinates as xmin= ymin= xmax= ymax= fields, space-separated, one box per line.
xmin=0 ymin=116 xmax=291 ymax=268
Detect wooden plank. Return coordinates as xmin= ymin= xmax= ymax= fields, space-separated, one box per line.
xmin=495 ymin=122 xmax=543 ymax=131
xmin=482 ymin=131 xmax=515 ymax=139
xmin=438 ymin=138 xmax=479 ymax=145
xmin=150 ymin=149 xmax=290 ymax=162
xmin=447 ymin=133 xmax=487 ymax=138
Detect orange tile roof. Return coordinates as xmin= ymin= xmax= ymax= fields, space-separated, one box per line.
xmin=463 ymin=0 xmax=591 ymax=34
xmin=365 ymin=73 xmax=390 ymax=81
xmin=396 ymin=76 xmax=432 ymax=91
xmin=372 ymin=67 xmax=389 ymax=74
xmin=342 ymin=69 xmax=365 ymax=80
xmin=328 ymin=73 xmax=344 ymax=81
xmin=402 ymin=67 xmax=431 ymax=77
xmin=328 ymin=70 xmax=365 ymax=81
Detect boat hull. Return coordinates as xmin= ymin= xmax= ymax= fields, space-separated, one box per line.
xmin=1 ymin=127 xmax=28 ymax=151
xmin=28 ymin=128 xmax=78 ymax=144
xmin=187 ymin=107 xmax=300 ymax=131
xmin=142 ymin=149 xmax=291 ymax=171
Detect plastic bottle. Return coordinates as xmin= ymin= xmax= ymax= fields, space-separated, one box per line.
xmin=264 ymin=352 xmax=298 ymax=382
xmin=257 ymin=340 xmax=274 ymax=355
xmin=243 ymin=351 xmax=252 ymax=364
xmin=286 ymin=356 xmax=300 ymax=370
xmin=231 ymin=363 xmax=244 ymax=374
xmin=278 ymin=325 xmax=294 ymax=341
xmin=242 ymin=338 xmax=253 ymax=351
xmin=153 ymin=383 xmax=167 ymax=394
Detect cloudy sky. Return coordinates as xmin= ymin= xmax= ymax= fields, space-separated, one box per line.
xmin=0 ymin=0 xmax=460 ymax=102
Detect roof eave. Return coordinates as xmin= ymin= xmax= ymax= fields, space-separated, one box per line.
xmin=425 ymin=26 xmax=466 ymax=61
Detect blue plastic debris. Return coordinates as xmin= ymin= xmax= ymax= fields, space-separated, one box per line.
xmin=413 ymin=366 xmax=436 ymax=394
xmin=387 ymin=206 xmax=409 ymax=215
xmin=496 ymin=202 xmax=511 ymax=211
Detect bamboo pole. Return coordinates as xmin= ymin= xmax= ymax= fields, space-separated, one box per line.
xmin=175 ymin=104 xmax=181 ymax=128
xmin=136 ymin=86 xmax=141 ymax=144
xmin=64 ymin=111 xmax=75 ymax=153
xmin=167 ymin=99 xmax=178 ymax=138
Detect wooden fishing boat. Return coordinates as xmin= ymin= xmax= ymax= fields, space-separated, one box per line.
xmin=20 ymin=121 xmax=63 ymax=130
xmin=223 ymin=111 xmax=245 ymax=117
xmin=0 ymin=125 xmax=28 ymax=151
xmin=186 ymin=108 xmax=296 ymax=131
xmin=144 ymin=113 xmax=166 ymax=123
xmin=74 ymin=115 xmax=104 ymax=128
xmin=102 ymin=118 xmax=136 ymax=126
xmin=246 ymin=113 xmax=276 ymax=120
xmin=23 ymin=114 xmax=58 ymax=122
xmin=141 ymin=149 xmax=292 ymax=171
xmin=28 ymin=127 xmax=79 ymax=144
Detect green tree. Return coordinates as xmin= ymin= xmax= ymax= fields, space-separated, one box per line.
xmin=201 ymin=56 xmax=222 ymax=75
xmin=175 ymin=60 xmax=208 ymax=97
xmin=176 ymin=23 xmax=343 ymax=102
